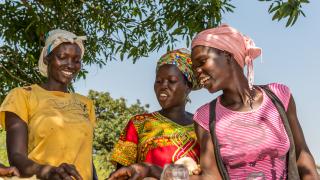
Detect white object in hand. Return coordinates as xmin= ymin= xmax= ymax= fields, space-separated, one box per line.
xmin=174 ymin=157 xmax=198 ymax=175
xmin=160 ymin=164 xmax=189 ymax=180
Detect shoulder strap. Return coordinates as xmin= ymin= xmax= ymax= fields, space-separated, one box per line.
xmin=209 ymin=99 xmax=230 ymax=180
xmin=260 ymin=85 xmax=300 ymax=180
xmin=259 ymin=85 xmax=285 ymax=109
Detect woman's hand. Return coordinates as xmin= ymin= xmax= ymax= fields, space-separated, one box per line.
xmin=108 ymin=163 xmax=150 ymax=180
xmin=38 ymin=163 xmax=82 ymax=180
xmin=0 ymin=164 xmax=20 ymax=177
xmin=191 ymin=165 xmax=202 ymax=175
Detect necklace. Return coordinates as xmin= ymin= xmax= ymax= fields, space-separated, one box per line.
xmin=248 ymin=87 xmax=256 ymax=109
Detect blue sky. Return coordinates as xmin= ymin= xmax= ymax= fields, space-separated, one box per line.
xmin=75 ymin=1 xmax=320 ymax=163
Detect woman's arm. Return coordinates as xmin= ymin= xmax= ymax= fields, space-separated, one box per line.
xmin=5 ymin=112 xmax=82 ymax=179
xmin=286 ymin=96 xmax=319 ymax=179
xmin=5 ymin=111 xmax=41 ymax=177
xmin=189 ymin=123 xmax=222 ymax=180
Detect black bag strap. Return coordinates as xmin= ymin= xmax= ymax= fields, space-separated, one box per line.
xmin=209 ymin=99 xmax=230 ymax=180
xmin=260 ymin=85 xmax=300 ymax=180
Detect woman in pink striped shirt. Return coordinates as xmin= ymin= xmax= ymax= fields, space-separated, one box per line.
xmin=189 ymin=24 xmax=319 ymax=180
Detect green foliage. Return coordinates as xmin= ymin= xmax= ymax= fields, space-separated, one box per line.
xmin=0 ymin=0 xmax=236 ymax=102
xmin=259 ymin=0 xmax=309 ymax=27
xmin=88 ymin=90 xmax=149 ymax=178
xmin=0 ymin=129 xmax=9 ymax=166
xmin=94 ymin=152 xmax=112 ymax=179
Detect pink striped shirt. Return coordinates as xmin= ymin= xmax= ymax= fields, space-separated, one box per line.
xmin=193 ymin=83 xmax=291 ymax=179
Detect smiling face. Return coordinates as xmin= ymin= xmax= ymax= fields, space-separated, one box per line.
xmin=45 ymin=42 xmax=82 ymax=86
xmin=154 ymin=64 xmax=191 ymax=110
xmin=191 ymin=46 xmax=233 ymax=93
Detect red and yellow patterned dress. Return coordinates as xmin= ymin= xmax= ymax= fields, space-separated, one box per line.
xmin=111 ymin=112 xmax=200 ymax=168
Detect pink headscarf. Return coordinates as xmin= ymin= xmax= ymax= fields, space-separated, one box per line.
xmin=191 ymin=24 xmax=262 ymax=90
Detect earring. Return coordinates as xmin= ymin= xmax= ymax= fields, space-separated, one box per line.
xmin=186 ymin=95 xmax=191 ymax=104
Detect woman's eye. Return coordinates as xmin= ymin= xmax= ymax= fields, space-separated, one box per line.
xmin=200 ymin=59 xmax=206 ymax=65
xmin=193 ymin=59 xmax=206 ymax=69
xmin=73 ymin=56 xmax=81 ymax=62
xmin=56 ymin=55 xmax=65 ymax=59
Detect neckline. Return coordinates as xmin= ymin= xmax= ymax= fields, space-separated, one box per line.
xmin=34 ymin=84 xmax=72 ymax=97
xmin=152 ymin=112 xmax=194 ymax=127
xmin=217 ymin=86 xmax=267 ymax=114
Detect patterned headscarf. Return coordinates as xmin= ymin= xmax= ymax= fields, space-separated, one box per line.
xmin=38 ymin=29 xmax=87 ymax=77
xmin=192 ymin=24 xmax=262 ymax=90
xmin=156 ymin=48 xmax=200 ymax=90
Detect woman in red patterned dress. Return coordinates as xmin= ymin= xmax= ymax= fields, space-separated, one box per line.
xmin=109 ymin=49 xmax=201 ymax=179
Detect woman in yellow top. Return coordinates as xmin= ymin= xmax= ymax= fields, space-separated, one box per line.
xmin=0 ymin=29 xmax=96 ymax=180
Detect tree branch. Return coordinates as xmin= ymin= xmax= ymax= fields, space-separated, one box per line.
xmin=0 ymin=64 xmax=30 ymax=85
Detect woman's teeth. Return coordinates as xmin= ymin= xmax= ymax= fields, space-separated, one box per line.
xmin=160 ymin=93 xmax=168 ymax=97
xmin=199 ymin=76 xmax=210 ymax=85
xmin=62 ymin=70 xmax=73 ymax=76
xmin=159 ymin=93 xmax=168 ymax=101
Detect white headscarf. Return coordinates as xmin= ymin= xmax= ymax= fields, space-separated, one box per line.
xmin=38 ymin=29 xmax=86 ymax=77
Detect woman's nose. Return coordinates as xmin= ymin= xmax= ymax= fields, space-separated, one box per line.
xmin=160 ymin=80 xmax=169 ymax=88
xmin=66 ymin=59 xmax=76 ymax=68
xmin=195 ymin=67 xmax=202 ymax=76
